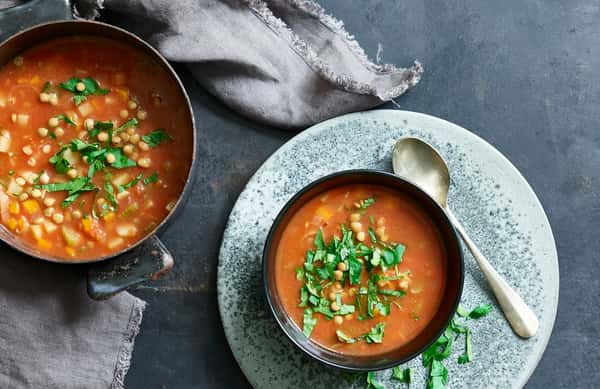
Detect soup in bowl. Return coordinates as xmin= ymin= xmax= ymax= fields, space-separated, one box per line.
xmin=263 ymin=170 xmax=464 ymax=371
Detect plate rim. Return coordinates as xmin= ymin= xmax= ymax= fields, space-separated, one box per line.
xmin=217 ymin=109 xmax=560 ymax=389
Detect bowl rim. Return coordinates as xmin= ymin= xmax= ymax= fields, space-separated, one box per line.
xmin=262 ymin=169 xmax=464 ymax=372
xmin=0 ymin=19 xmax=197 ymax=264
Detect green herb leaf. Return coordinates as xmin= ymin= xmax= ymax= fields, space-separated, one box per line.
xmin=358 ymin=197 xmax=376 ymax=210
xmin=468 ymin=303 xmax=493 ymax=319
xmin=366 ymin=372 xmax=385 ymax=389
xmin=391 ymin=366 xmax=412 ymax=383
xmin=55 ymin=114 xmax=76 ymax=126
xmin=142 ymin=129 xmax=173 ymax=147
xmin=458 ymin=329 xmax=472 ymax=364
xmin=42 ymin=81 xmax=52 ymax=93
xmin=104 ymin=180 xmax=118 ymax=207
xmin=302 ymin=309 xmax=317 ymax=337
xmin=364 ymin=323 xmax=385 ymax=344
xmin=295 ymin=267 xmax=305 ymax=280
xmin=143 ymin=172 xmax=158 ymax=185
xmin=348 ymin=256 xmax=362 ymax=285
xmin=378 ymin=289 xmax=406 ymax=297
xmin=59 ymin=77 xmax=109 ymax=105
xmin=118 ymin=173 xmax=143 ymax=192
xmin=456 ymin=304 xmax=470 ymax=318
xmin=114 ymin=118 xmax=138 ymax=134
xmin=336 ymin=330 xmax=356 ymax=344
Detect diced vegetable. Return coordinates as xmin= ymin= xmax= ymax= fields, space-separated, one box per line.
xmin=63 ymin=148 xmax=80 ymax=166
xmin=22 ymin=200 xmax=40 ymax=215
xmin=77 ymin=102 xmax=93 ymax=117
xmin=81 ymin=217 xmax=106 ymax=241
xmin=61 ymin=225 xmax=82 ymax=247
xmin=30 ymin=224 xmax=43 ymax=240
xmin=8 ymin=200 xmax=19 ymax=215
xmin=116 ymin=224 xmax=137 ymax=237
xmin=0 ymin=130 xmax=10 ymax=152
xmin=42 ymin=220 xmax=57 ymax=234
xmin=112 ymin=173 xmax=131 ymax=187
xmin=0 ymin=190 xmax=9 ymax=222
xmin=107 ymin=237 xmax=124 ymax=250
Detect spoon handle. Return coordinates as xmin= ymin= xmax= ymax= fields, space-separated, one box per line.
xmin=446 ymin=208 xmax=539 ymax=338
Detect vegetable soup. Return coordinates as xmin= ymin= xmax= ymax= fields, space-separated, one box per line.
xmin=275 ymin=184 xmax=447 ymax=355
xmin=0 ymin=36 xmax=192 ymax=260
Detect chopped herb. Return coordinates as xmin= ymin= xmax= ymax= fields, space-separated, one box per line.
xmin=41 ymin=81 xmax=52 ymax=93
xmin=336 ymin=330 xmax=356 ymax=344
xmin=456 ymin=304 xmax=470 ymax=318
xmin=114 ymin=118 xmax=138 ymax=134
xmin=39 ymin=177 xmax=96 ymax=208
xmin=142 ymin=129 xmax=173 ymax=147
xmin=302 ymin=309 xmax=317 ymax=337
xmin=104 ymin=180 xmax=118 ymax=207
xmin=457 ymin=329 xmax=472 ymax=364
xmin=368 ymin=227 xmax=377 ymax=243
xmin=358 ymin=197 xmax=376 ymax=209
xmin=366 ymin=372 xmax=385 ymax=389
xmin=143 ymin=172 xmax=158 ymax=185
xmin=295 ymin=267 xmax=305 ymax=280
xmin=391 ymin=366 xmax=412 ymax=383
xmin=410 ymin=312 xmax=420 ymax=321
xmin=378 ymin=289 xmax=406 ymax=297
xmin=89 ymin=120 xmax=114 ymax=139
xmin=369 ymin=215 xmax=375 ymax=225
xmin=119 ymin=173 xmax=143 ymax=192
xmin=364 ymin=323 xmax=385 ymax=343
xmin=55 ymin=114 xmax=76 ymax=126
xmin=59 ymin=77 xmax=109 ymax=105
xmin=468 ymin=303 xmax=493 ymax=319
xmin=8 ymin=170 xmax=14 ymax=176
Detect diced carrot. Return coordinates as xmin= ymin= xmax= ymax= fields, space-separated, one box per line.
xmin=7 ymin=217 xmax=17 ymax=230
xmin=37 ymin=239 xmax=51 ymax=250
xmin=81 ymin=216 xmax=106 ymax=241
xmin=315 ymin=206 xmax=333 ymax=220
xmin=65 ymin=246 xmax=76 ymax=257
xmin=22 ymin=199 xmax=40 ymax=214
xmin=103 ymin=212 xmax=116 ymax=223
xmin=114 ymin=87 xmax=129 ymax=101
xmin=8 ymin=200 xmax=19 ymax=215
xmin=29 ymin=75 xmax=40 ymax=85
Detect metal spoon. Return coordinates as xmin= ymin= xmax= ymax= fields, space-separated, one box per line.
xmin=392 ymin=137 xmax=539 ymax=338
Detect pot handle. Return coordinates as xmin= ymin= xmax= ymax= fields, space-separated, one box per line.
xmin=86 ymin=235 xmax=174 ymax=300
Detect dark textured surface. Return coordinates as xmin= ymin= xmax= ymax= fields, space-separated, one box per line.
xmin=123 ymin=1 xmax=599 ymax=388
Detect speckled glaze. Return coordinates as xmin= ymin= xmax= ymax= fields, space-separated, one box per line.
xmin=217 ymin=110 xmax=559 ymax=389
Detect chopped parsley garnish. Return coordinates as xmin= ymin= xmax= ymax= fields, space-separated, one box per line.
xmin=119 ymin=173 xmax=143 ymax=192
xmin=59 ymin=77 xmax=109 ymax=105
xmin=302 ymin=309 xmax=317 ymax=337
xmin=142 ymin=129 xmax=173 ymax=147
xmin=49 ymin=140 xmax=136 ymax=178
xmin=366 ymin=372 xmax=385 ymax=389
xmin=115 ymin=118 xmax=138 ymax=134
xmin=468 ymin=303 xmax=493 ymax=319
xmin=357 ymin=197 xmax=376 ymax=209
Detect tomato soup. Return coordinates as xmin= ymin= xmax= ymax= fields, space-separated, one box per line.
xmin=0 ymin=36 xmax=192 ymax=260
xmin=275 ymin=184 xmax=447 ymax=355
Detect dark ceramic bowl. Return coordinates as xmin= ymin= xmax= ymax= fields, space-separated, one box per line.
xmin=263 ymin=170 xmax=464 ymax=371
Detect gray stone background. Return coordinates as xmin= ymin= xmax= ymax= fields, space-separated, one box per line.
xmin=0 ymin=0 xmax=597 ymax=388
xmin=122 ymin=1 xmax=598 ymax=388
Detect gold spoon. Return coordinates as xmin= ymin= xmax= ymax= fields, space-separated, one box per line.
xmin=392 ymin=137 xmax=539 ymax=338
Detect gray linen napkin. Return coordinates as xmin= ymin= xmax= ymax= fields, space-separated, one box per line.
xmin=74 ymin=0 xmax=423 ymax=129
xmin=0 ymin=251 xmax=145 ymax=389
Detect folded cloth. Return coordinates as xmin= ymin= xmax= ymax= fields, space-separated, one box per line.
xmin=0 ymin=250 xmax=145 ymax=389
xmin=73 ymin=0 xmax=423 ymax=129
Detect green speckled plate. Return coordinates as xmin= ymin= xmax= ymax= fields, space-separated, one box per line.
xmin=217 ymin=110 xmax=559 ymax=389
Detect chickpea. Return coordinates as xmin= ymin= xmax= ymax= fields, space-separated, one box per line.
xmin=356 ymin=231 xmax=366 ymax=242
xmin=119 ymin=109 xmax=129 ymax=119
xmin=10 ymin=113 xmax=16 ymax=123
xmin=375 ymin=226 xmax=386 ymax=238
xmin=37 ymin=127 xmax=48 ymax=137
xmin=39 ymin=172 xmax=50 ymax=184
xmin=75 ymin=82 xmax=86 ymax=92
xmin=377 ymin=217 xmax=386 ymax=226
xmin=72 ymin=210 xmax=82 ymax=219
xmin=84 ymin=118 xmax=94 ymax=130
xmin=96 ymin=198 xmax=106 ymax=206
xmin=78 ymin=131 xmax=87 ymax=140
xmin=27 ymin=157 xmax=36 ymax=167
xmin=18 ymin=193 xmax=29 ymax=201
xmin=399 ymin=279 xmax=409 ymax=290
xmin=138 ymin=141 xmax=149 ymax=151
xmin=334 ymin=316 xmax=344 ymax=325
xmin=344 ymin=314 xmax=353 ymax=321
xmin=43 ymin=207 xmax=54 ymax=217
xmin=333 ymin=270 xmax=343 ymax=281
xmin=54 ymin=127 xmax=64 ymax=137
xmin=126 ymin=127 xmax=136 ymax=135
xmin=350 ymin=221 xmax=362 ymax=232
xmin=329 ymin=292 xmax=337 ymax=301
xmin=82 ymin=156 xmax=89 ymax=164
xmin=52 ymin=213 xmax=64 ymax=224
xmin=13 ymin=56 xmax=23 ymax=66
xmin=48 ymin=117 xmax=59 ymax=128
xmin=97 ymin=131 xmax=109 ymax=142
xmin=49 ymin=94 xmax=58 ymax=106
xmin=136 ymin=110 xmax=147 ymax=120
xmin=31 ymin=189 xmax=42 ymax=198
xmin=337 ymin=262 xmax=347 ymax=272
xmin=137 ymin=157 xmax=151 ymax=168
xmin=350 ymin=213 xmax=361 ymax=222
xmin=67 ymin=169 xmax=78 ymax=178
xmin=127 ymin=100 xmax=138 ymax=110
xmin=105 ymin=153 xmax=116 ymax=164
xmin=333 ymin=282 xmax=342 ymax=291
xmin=123 ymin=144 xmax=134 ymax=155
xmin=129 ymin=134 xmax=140 ymax=143
xmin=22 ymin=145 xmax=33 ymax=155
xmin=330 ymin=301 xmax=340 ymax=312
xmin=15 ymin=177 xmax=26 ymax=186
xmin=112 ymin=136 xmax=122 ymax=145
xmin=39 ymin=93 xmax=50 ymax=103
xmin=42 ymin=144 xmax=51 ymax=154
xmin=43 ymin=197 xmax=55 ymax=207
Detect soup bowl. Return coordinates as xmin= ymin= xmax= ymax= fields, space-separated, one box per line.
xmin=0 ymin=20 xmax=196 ymax=299
xmin=263 ymin=170 xmax=464 ymax=371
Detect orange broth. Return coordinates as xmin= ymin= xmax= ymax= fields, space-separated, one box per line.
xmin=275 ymin=184 xmax=447 ymax=355
xmin=0 ymin=36 xmax=192 ymax=260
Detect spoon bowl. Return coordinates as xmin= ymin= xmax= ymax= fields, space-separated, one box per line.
xmin=392 ymin=137 xmax=539 ymax=339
